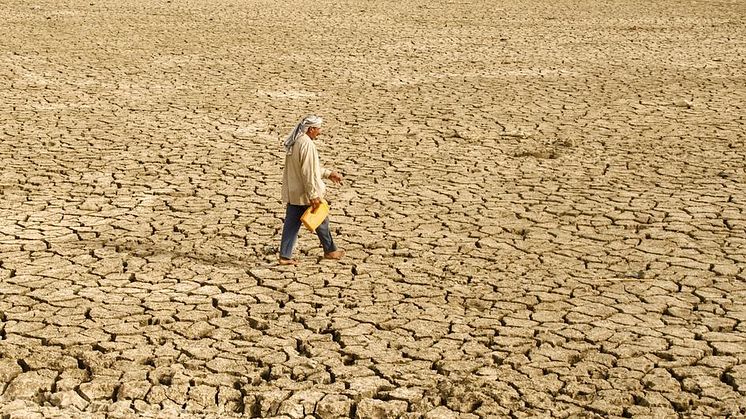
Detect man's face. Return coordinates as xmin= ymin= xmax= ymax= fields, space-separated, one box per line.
xmin=307 ymin=126 xmax=321 ymax=139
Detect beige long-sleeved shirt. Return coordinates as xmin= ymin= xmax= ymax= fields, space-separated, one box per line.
xmin=281 ymin=134 xmax=331 ymax=205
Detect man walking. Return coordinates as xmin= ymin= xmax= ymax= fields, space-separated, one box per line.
xmin=279 ymin=115 xmax=345 ymax=265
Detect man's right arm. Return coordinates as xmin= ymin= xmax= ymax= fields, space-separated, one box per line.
xmin=298 ymin=141 xmax=322 ymax=205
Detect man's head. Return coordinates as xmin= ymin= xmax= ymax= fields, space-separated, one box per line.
xmin=303 ymin=115 xmax=323 ymax=139
xmin=283 ymin=114 xmax=324 ymax=152
xmin=306 ymin=125 xmax=321 ymax=139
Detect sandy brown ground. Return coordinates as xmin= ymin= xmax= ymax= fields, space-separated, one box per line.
xmin=1 ymin=0 xmax=745 ymax=417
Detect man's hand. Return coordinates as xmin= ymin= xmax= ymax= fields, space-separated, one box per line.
xmin=310 ymin=197 xmax=321 ymax=211
xmin=329 ymin=171 xmax=344 ymax=185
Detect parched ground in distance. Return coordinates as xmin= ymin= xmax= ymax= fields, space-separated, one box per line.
xmin=1 ymin=0 xmax=745 ymax=417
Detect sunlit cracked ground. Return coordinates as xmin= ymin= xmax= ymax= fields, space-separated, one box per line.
xmin=1 ymin=0 xmax=745 ymax=417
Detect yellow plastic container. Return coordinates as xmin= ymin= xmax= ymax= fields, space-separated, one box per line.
xmin=301 ymin=199 xmax=330 ymax=232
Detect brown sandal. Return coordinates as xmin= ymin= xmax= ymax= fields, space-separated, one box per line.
xmin=279 ymin=258 xmax=299 ymax=266
xmin=323 ymin=250 xmax=345 ymax=260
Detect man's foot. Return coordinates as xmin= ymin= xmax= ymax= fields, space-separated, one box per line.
xmin=278 ymin=258 xmax=299 ymax=266
xmin=323 ymin=250 xmax=345 ymax=260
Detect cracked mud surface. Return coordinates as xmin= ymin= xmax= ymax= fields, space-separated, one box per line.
xmin=1 ymin=0 xmax=745 ymax=417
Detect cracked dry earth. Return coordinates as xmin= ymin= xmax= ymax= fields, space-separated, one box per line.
xmin=1 ymin=0 xmax=745 ymax=418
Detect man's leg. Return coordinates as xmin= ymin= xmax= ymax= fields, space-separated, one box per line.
xmin=316 ymin=216 xmax=344 ymax=259
xmin=279 ymin=204 xmax=306 ymax=261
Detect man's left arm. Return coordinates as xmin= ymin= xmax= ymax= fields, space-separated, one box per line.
xmin=320 ymin=162 xmax=344 ymax=184
xmin=329 ymin=171 xmax=343 ymax=184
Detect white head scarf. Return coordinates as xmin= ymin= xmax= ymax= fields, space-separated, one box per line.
xmin=283 ymin=115 xmax=323 ymax=153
